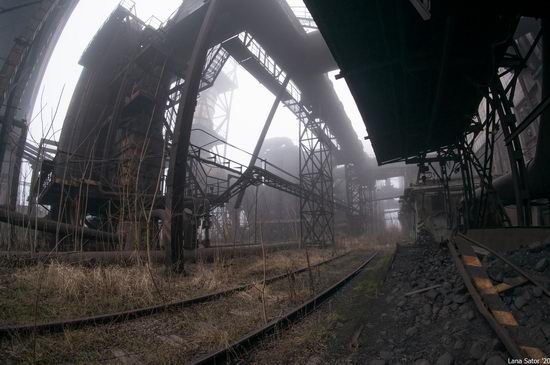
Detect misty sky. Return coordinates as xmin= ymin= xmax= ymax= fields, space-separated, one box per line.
xmin=29 ymin=0 xmax=375 ymax=167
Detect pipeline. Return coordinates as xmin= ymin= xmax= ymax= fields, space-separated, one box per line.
xmin=0 ymin=207 xmax=117 ymax=242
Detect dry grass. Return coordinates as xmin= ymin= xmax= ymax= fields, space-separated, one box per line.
xmin=251 ymin=246 xmax=398 ymax=364
xmin=340 ymin=228 xmax=403 ymax=252
xmin=1 ymin=250 xmax=369 ymax=364
xmin=0 ymin=234 xmax=392 ymax=363
xmin=0 ymin=247 xmax=349 ymax=325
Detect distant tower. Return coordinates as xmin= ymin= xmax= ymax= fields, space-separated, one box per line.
xmin=192 ymin=59 xmax=238 ymax=156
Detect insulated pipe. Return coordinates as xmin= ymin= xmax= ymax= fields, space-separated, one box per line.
xmin=0 ymin=208 xmax=118 ymax=242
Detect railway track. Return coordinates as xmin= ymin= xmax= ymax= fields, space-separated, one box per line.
xmin=190 ymin=251 xmax=379 ymax=364
xmin=0 ymin=251 xmax=350 ymax=338
xmin=449 ymin=235 xmax=549 ymax=362
xmin=0 ymin=249 xmax=381 ymax=364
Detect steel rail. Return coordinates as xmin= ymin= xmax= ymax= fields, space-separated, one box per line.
xmin=189 ymin=251 xmax=379 ymax=365
xmin=457 ymin=233 xmax=550 ymax=298
xmin=0 ymin=251 xmax=351 ymax=338
xmin=447 ymin=240 xmax=523 ymax=359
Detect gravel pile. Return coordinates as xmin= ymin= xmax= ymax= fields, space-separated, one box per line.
xmin=362 ymin=239 xmax=510 ymax=365
xmin=485 ymin=239 xmax=550 ymax=356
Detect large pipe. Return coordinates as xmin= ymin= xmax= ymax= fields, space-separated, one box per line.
xmin=0 ymin=208 xmax=118 ymax=242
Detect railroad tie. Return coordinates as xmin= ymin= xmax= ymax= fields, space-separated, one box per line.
xmin=157 ymin=334 xmax=185 ymax=347
xmin=111 ymin=349 xmax=145 ymax=365
xmin=452 ymin=237 xmax=547 ymax=362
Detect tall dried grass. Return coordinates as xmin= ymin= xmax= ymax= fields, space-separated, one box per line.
xmin=0 ymin=248 xmax=345 ymax=325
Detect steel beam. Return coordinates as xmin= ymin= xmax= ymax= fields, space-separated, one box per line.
xmin=9 ymin=122 xmax=27 ymax=210
xmin=163 ymin=0 xmax=219 ymax=272
xmin=505 ymin=95 xmax=550 ymax=145
xmin=299 ymin=117 xmax=335 ymax=246
xmin=490 ymin=79 xmax=531 ymax=226
xmin=233 ymin=76 xmax=291 ymax=209
xmin=345 ymin=163 xmax=367 ymax=234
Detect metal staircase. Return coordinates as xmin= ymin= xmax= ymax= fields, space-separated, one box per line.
xmin=199 ymin=45 xmax=231 ymax=92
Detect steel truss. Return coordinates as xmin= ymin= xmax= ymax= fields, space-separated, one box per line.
xmin=485 ymin=31 xmax=546 ymax=226
xmin=408 ymin=32 xmax=545 ymax=230
xmin=299 ymin=117 xmax=335 ymax=246
xmin=222 ymin=30 xmax=338 ymax=246
xmin=345 ymin=163 xmax=367 ymax=235
xmin=489 ymin=80 xmax=532 ymax=226
xmin=415 ymin=97 xmax=511 ymax=230
xmin=423 ymin=150 xmax=457 ymax=229
xmin=25 ymin=3 xmax=343 ymax=270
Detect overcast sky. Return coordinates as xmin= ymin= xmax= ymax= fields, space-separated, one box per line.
xmin=29 ymin=0 xmax=375 ymax=165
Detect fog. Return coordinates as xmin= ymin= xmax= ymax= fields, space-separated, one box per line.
xmin=30 ymin=0 xmax=374 ymax=168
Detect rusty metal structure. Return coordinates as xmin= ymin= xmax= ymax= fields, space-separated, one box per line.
xmin=304 ymin=0 xmax=548 ymax=237
xmin=1 ymin=0 xmax=547 ymax=272
xmin=1 ymin=0 xmax=385 ymax=271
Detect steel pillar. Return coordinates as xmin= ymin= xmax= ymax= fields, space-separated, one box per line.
xmin=456 ymin=123 xmax=509 ymax=229
xmin=234 ymin=76 xmax=291 ymax=209
xmin=163 ymin=0 xmax=219 ymax=272
xmin=345 ymin=163 xmax=367 ymax=235
xmin=9 ymin=123 xmax=28 ymax=210
xmin=425 ymin=152 xmax=455 ymax=229
xmin=490 ymin=79 xmax=531 ymax=226
xmin=299 ymin=117 xmax=334 ymax=246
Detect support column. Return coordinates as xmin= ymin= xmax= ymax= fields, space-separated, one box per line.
xmin=345 ymin=163 xmax=366 ymax=235
xmin=9 ymin=123 xmax=28 ymax=211
xmin=163 ymin=0 xmax=219 ymax=272
xmin=437 ymin=155 xmax=453 ymax=229
xmin=299 ymin=117 xmax=334 ymax=246
xmin=491 ymin=79 xmax=531 ymax=226
xmin=233 ymin=76 xmax=290 ymax=209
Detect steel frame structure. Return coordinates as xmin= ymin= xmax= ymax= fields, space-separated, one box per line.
xmin=411 ymin=95 xmax=511 ymax=231
xmin=345 ymin=163 xmax=367 ymax=234
xmin=19 ymin=1 xmax=349 ymax=271
xmin=161 ymin=17 xmax=341 ymax=267
xmin=163 ymin=0 xmax=220 ymax=272
xmin=423 ymin=151 xmax=457 ymax=229
xmin=299 ymin=116 xmax=335 ymax=247
xmin=489 ymin=79 xmax=531 ymax=226
xmin=431 ymin=124 xmax=509 ymax=230
xmin=406 ymin=31 xmax=546 ymax=231
xmin=220 ymin=30 xmax=338 ymax=246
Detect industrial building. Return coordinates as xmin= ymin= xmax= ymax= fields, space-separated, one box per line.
xmin=0 ymin=1 xmax=549 ymax=363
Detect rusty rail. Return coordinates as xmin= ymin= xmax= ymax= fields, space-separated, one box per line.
xmin=0 ymin=251 xmax=350 ymax=338
xmin=189 ymin=251 xmax=379 ymax=365
xmin=447 ymin=240 xmax=523 ymax=359
xmin=457 ymin=233 xmax=550 ymax=298
xmin=448 ymin=237 xmax=547 ymax=361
